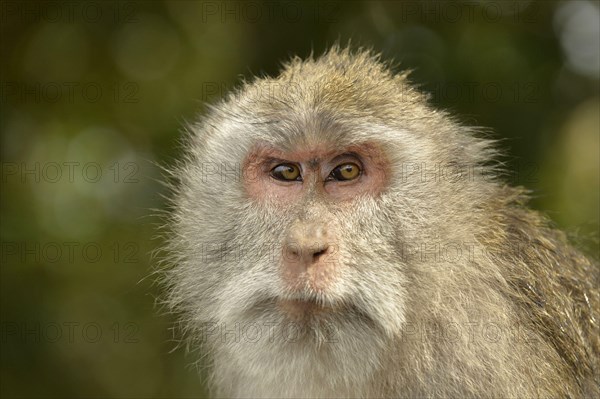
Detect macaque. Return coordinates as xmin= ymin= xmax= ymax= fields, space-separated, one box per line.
xmin=161 ymin=47 xmax=599 ymax=398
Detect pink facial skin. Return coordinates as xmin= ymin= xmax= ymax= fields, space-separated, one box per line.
xmin=242 ymin=142 xmax=389 ymax=203
xmin=242 ymin=142 xmax=390 ymax=311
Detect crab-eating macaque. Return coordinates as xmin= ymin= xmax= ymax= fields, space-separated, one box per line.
xmin=161 ymin=47 xmax=599 ymax=398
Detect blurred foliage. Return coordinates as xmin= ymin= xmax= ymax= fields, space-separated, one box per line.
xmin=0 ymin=0 xmax=598 ymax=397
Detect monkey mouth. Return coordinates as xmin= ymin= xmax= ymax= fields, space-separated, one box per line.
xmin=259 ymin=295 xmax=376 ymax=328
xmin=243 ymin=295 xmax=381 ymax=344
xmin=276 ymin=298 xmax=338 ymax=321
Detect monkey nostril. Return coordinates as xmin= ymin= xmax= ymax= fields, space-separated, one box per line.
xmin=287 ymin=250 xmax=300 ymax=261
xmin=312 ymin=247 xmax=328 ymax=261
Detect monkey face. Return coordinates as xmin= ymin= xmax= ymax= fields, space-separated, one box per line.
xmin=167 ymin=72 xmax=451 ymax=350
xmin=180 ymin=135 xmax=409 ymax=393
xmin=164 ymin=49 xmax=496 ymax=393
xmin=169 ymin=120 xmax=414 ymax=350
xmin=242 ymin=142 xmax=389 ymax=294
xmin=239 ymin=140 xmax=407 ymax=333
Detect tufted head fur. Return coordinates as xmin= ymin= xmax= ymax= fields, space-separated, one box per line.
xmin=160 ymin=46 xmax=599 ymax=398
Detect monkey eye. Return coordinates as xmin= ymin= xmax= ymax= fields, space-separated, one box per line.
xmin=270 ymin=163 xmax=302 ymax=181
xmin=328 ymin=163 xmax=361 ymax=181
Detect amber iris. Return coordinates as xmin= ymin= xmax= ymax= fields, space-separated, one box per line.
xmin=271 ymin=164 xmax=301 ymax=181
xmin=330 ymin=163 xmax=361 ymax=181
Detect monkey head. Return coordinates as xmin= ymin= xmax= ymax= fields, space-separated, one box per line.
xmin=161 ymin=48 xmax=571 ymax=397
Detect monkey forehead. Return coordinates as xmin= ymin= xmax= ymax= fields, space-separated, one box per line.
xmin=243 ymin=141 xmax=386 ymax=165
xmin=210 ymin=94 xmax=411 ymax=155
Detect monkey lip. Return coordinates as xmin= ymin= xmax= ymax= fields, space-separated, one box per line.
xmin=250 ymin=296 xmax=379 ymax=334
xmin=276 ymin=298 xmax=338 ymax=321
xmin=278 ymin=298 xmax=333 ymax=310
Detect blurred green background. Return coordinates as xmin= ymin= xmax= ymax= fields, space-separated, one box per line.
xmin=1 ymin=0 xmax=598 ymax=397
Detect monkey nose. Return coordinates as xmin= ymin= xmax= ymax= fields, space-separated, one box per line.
xmin=281 ymin=222 xmax=339 ymax=291
xmin=285 ymin=240 xmax=330 ymax=265
xmin=283 ymin=222 xmax=332 ymax=265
